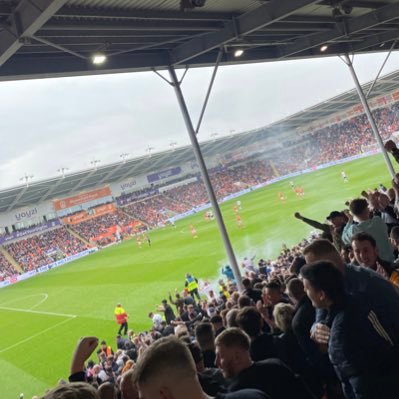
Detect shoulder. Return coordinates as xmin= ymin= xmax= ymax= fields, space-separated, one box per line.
xmin=217 ymin=390 xmax=269 ymax=399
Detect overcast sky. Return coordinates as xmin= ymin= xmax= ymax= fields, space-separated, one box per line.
xmin=1 ymin=51 xmax=399 ymax=190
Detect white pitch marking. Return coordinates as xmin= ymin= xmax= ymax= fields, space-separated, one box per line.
xmin=0 ymin=317 xmax=75 ymax=354
xmin=0 ymin=305 xmax=76 ymax=318
xmin=0 ymin=292 xmax=48 ymax=309
xmin=29 ymin=293 xmax=49 ymax=310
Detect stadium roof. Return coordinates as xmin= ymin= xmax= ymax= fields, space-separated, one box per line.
xmin=1 ymin=67 xmax=399 ymax=213
xmin=0 ymin=0 xmax=399 ymax=81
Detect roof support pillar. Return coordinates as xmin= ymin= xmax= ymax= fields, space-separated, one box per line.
xmin=167 ymin=65 xmax=243 ymax=291
xmin=342 ymin=53 xmax=395 ymax=178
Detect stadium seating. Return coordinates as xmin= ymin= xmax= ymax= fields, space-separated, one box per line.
xmin=5 ymin=227 xmax=88 ymax=272
xmin=0 ymin=252 xmax=18 ymax=281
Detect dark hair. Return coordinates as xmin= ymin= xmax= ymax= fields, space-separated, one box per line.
xmin=195 ymin=322 xmax=214 ymax=348
xmin=300 ymin=261 xmax=345 ymax=304
xmin=286 ymin=278 xmax=305 ymax=301
xmin=210 ymin=315 xmax=223 ymax=324
xmin=236 ymin=307 xmax=262 ymax=337
xmin=242 ymin=278 xmax=251 ymax=288
xmin=391 ymin=226 xmax=399 ymax=240
xmin=187 ymin=341 xmax=203 ymax=364
xmin=291 ymin=256 xmax=306 ymax=275
xmin=238 ymin=295 xmax=252 ymax=308
xmin=265 ymin=281 xmax=281 ymax=291
xmin=349 ymin=198 xmax=368 ymax=217
xmin=351 ymin=232 xmax=376 ymax=247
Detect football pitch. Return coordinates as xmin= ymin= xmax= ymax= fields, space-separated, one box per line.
xmin=0 ymin=154 xmax=394 ymax=398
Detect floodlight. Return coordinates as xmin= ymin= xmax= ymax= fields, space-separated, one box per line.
xmin=320 ymin=45 xmax=329 ymax=52
xmin=92 ymin=54 xmax=107 ymax=65
xmin=234 ymin=49 xmax=244 ymax=57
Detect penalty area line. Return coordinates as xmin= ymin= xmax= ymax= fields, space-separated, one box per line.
xmin=0 ymin=316 xmax=76 ymax=354
xmin=0 ymin=305 xmax=77 ymax=318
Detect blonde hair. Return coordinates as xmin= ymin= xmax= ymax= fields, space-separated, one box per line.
xmin=42 ymin=382 xmax=98 ymax=399
xmin=273 ymin=303 xmax=295 ymax=333
xmin=134 ymin=336 xmax=197 ymax=386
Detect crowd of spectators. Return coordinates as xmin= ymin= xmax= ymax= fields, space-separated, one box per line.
xmin=38 ymin=138 xmax=399 ymax=399
xmin=4 ymin=227 xmax=88 ymax=272
xmin=70 ymin=210 xmax=138 ymax=242
xmin=122 ymin=195 xmax=188 ymax=227
xmin=12 ymin=103 xmax=399 ymax=399
xmin=0 ymin=252 xmax=18 ymax=280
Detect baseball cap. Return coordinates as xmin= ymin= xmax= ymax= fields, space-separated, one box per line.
xmin=326 ymin=211 xmax=343 ymax=220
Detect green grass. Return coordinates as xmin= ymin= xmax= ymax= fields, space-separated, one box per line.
xmin=0 ymin=153 xmax=393 ymax=398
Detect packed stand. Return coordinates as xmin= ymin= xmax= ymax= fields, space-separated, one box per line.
xmin=70 ymin=209 xmax=137 ymax=242
xmin=5 ymin=227 xmax=88 ymax=272
xmin=39 ymin=140 xmax=399 ymax=399
xmin=123 ymin=195 xmax=190 ymax=226
xmin=0 ymin=252 xmax=18 ymax=281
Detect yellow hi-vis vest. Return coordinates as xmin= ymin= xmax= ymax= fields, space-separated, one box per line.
xmin=187 ymin=277 xmax=198 ymax=292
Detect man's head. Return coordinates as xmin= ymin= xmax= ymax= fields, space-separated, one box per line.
xmin=263 ymin=281 xmax=282 ymax=305
xmin=300 ymin=261 xmax=345 ymax=309
xmin=242 ymin=278 xmax=251 ymax=289
xmin=236 ymin=307 xmax=262 ymax=338
xmin=349 ymin=198 xmax=370 ymax=221
xmin=326 ymin=211 xmax=346 ymax=228
xmin=43 ymin=383 xmax=98 ymax=399
xmin=134 ymin=336 xmax=202 ymax=399
xmin=226 ymin=308 xmax=239 ymax=328
xmin=210 ymin=315 xmax=224 ymax=331
xmin=303 ymin=239 xmax=345 ymax=272
xmin=120 ymin=369 xmax=137 ymax=399
xmin=390 ymin=226 xmax=399 ymax=250
xmin=286 ymin=278 xmax=305 ymax=305
xmin=351 ymin=232 xmax=378 ymax=268
xmin=273 ymin=303 xmax=295 ymax=333
xmin=148 ymin=312 xmax=154 ymax=319
xmin=195 ymin=322 xmax=215 ymax=351
xmin=238 ymin=295 xmax=252 ymax=308
xmin=215 ymin=328 xmax=252 ymax=379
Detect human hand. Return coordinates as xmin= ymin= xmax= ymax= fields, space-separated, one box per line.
xmin=385 ymin=140 xmax=397 ymax=153
xmin=392 ymin=174 xmax=399 ymax=191
xmin=310 ymin=323 xmax=331 ymax=344
xmin=360 ymin=190 xmax=369 ymax=199
xmin=70 ymin=336 xmax=98 ymax=375
xmin=343 ymin=209 xmax=353 ymax=222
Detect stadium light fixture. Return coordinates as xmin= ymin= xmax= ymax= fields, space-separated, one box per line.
xmin=57 ymin=167 xmax=69 ymax=178
xmin=234 ymin=49 xmax=244 ymax=57
xmin=120 ymin=153 xmax=129 ymax=163
xmin=320 ymin=45 xmax=329 ymax=52
xmin=90 ymin=159 xmax=101 ymax=170
xmin=146 ymin=145 xmax=155 ymax=157
xmin=20 ymin=173 xmax=34 ymax=187
xmin=91 ymin=53 xmax=107 ymax=65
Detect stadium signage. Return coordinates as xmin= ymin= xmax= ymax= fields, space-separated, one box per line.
xmin=0 ymin=248 xmax=98 ymax=289
xmin=14 ymin=207 xmax=38 ymax=221
xmin=116 ymin=189 xmax=159 ymax=206
xmin=120 ymin=179 xmax=137 ymax=191
xmin=53 ymin=187 xmax=112 ymax=211
xmin=147 ymin=167 xmax=182 ymax=183
xmin=0 ymin=220 xmax=61 ymax=244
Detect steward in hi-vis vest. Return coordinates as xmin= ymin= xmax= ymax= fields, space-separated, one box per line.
xmin=114 ymin=303 xmax=129 ymax=336
xmin=185 ymin=273 xmax=200 ymax=300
